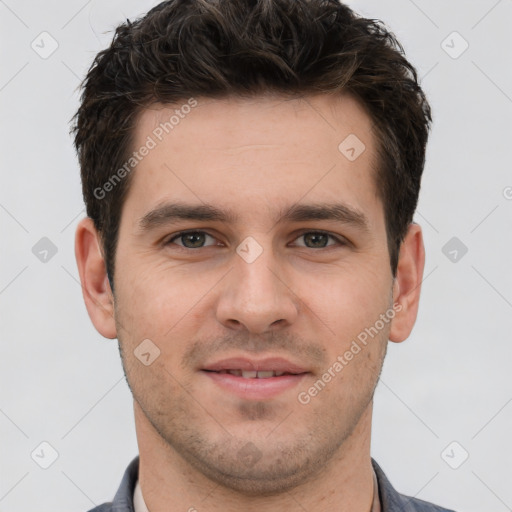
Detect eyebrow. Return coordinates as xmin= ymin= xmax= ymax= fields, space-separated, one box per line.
xmin=138 ymin=201 xmax=370 ymax=233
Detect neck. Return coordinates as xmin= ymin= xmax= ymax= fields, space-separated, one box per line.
xmin=134 ymin=400 xmax=375 ymax=512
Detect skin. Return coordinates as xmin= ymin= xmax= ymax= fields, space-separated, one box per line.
xmin=75 ymin=93 xmax=425 ymax=511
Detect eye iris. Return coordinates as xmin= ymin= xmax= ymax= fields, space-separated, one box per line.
xmin=182 ymin=232 xmax=205 ymax=248
xmin=304 ymin=232 xmax=328 ymax=248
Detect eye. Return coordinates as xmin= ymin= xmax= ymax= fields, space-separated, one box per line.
xmin=166 ymin=231 xmax=219 ymax=249
xmin=164 ymin=230 xmax=346 ymax=250
xmin=292 ymin=231 xmax=345 ymax=249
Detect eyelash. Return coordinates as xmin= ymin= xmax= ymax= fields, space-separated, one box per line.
xmin=164 ymin=229 xmax=347 ymax=250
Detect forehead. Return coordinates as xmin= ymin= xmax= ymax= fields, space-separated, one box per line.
xmin=122 ymin=93 xmax=384 ymax=234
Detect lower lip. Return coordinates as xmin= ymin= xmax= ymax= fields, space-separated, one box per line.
xmin=202 ymin=371 xmax=308 ymax=400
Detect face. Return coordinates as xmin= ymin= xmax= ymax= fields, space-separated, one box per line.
xmin=111 ymin=94 xmax=396 ymax=494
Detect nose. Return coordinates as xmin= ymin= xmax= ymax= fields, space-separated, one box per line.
xmin=215 ymin=242 xmax=299 ymax=334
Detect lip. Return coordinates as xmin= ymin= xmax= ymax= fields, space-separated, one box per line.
xmin=201 ymin=356 xmax=310 ymax=400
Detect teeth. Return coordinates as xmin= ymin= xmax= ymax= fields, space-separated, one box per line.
xmin=224 ymin=370 xmax=288 ymax=378
xmin=256 ymin=371 xmax=275 ymax=379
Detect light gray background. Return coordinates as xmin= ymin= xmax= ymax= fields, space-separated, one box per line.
xmin=1 ymin=0 xmax=511 ymax=510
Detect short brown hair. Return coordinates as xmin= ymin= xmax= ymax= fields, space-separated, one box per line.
xmin=72 ymin=0 xmax=432 ymax=289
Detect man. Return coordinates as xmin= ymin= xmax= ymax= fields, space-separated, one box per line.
xmin=73 ymin=0 xmax=454 ymax=510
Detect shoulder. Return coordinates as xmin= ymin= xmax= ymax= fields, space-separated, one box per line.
xmin=84 ymin=456 xmax=139 ymax=512
xmin=396 ymin=494 xmax=457 ymax=512
xmin=372 ymin=459 xmax=456 ymax=512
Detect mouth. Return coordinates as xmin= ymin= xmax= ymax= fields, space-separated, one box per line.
xmin=201 ymin=356 xmax=310 ymax=400
xmin=205 ymin=369 xmax=294 ymax=378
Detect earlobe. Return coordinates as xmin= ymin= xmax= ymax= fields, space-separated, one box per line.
xmin=75 ymin=217 xmax=117 ymax=339
xmin=389 ymin=223 xmax=425 ymax=343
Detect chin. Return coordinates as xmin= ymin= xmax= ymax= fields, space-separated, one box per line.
xmin=175 ymin=434 xmax=335 ymax=497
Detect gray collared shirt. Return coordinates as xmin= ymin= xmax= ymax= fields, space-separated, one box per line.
xmin=86 ymin=456 xmax=456 ymax=512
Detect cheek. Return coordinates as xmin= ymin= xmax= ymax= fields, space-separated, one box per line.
xmin=114 ymin=259 xmax=194 ymax=333
xmin=297 ymin=262 xmax=391 ymax=339
xmin=113 ymin=261 xmax=224 ymax=374
xmin=121 ymin=344 xmax=190 ymax=419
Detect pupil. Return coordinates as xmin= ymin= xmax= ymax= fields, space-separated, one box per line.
xmin=184 ymin=233 xmax=205 ymax=248
xmin=305 ymin=233 xmax=327 ymax=248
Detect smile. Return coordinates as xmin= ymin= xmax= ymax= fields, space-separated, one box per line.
xmin=201 ymin=357 xmax=310 ymax=400
xmin=207 ymin=369 xmax=290 ymax=378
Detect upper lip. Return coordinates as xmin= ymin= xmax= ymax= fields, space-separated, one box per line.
xmin=202 ymin=356 xmax=309 ymax=374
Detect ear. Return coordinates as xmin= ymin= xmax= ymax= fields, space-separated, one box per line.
xmin=75 ymin=217 xmax=117 ymax=339
xmin=389 ymin=222 xmax=425 ymax=343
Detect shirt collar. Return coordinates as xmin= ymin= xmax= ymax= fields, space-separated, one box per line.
xmin=133 ymin=478 xmax=149 ymax=512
